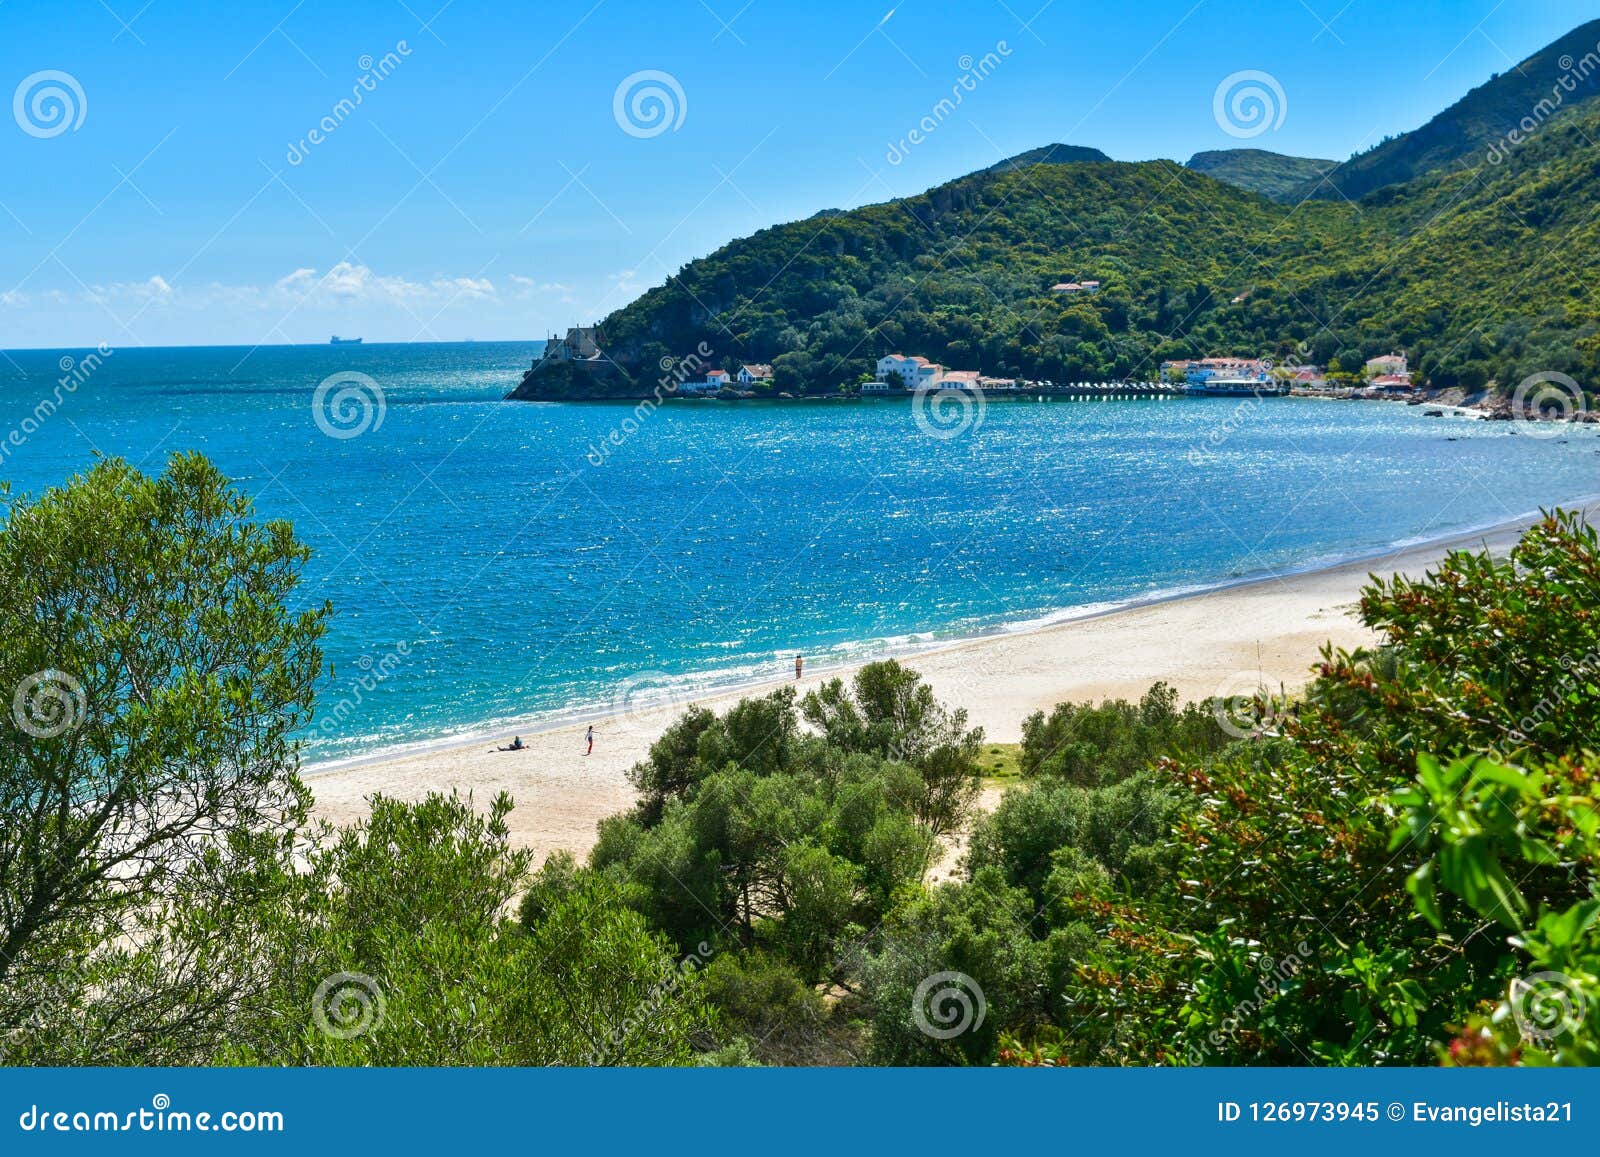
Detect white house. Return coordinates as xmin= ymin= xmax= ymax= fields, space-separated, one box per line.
xmin=875 ymin=354 xmax=943 ymax=390
xmin=1365 ymin=353 xmax=1408 ymax=377
xmin=737 ymin=363 xmax=772 ymax=385
xmin=680 ymin=368 xmax=730 ymax=395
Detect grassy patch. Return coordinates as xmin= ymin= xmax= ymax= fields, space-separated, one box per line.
xmin=980 ymin=743 xmax=1023 ymax=788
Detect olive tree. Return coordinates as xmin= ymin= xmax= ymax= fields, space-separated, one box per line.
xmin=0 ymin=454 xmax=327 ymax=1058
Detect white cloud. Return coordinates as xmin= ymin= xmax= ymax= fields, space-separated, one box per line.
xmin=508 ymin=274 xmax=574 ymax=297
xmin=430 ymin=276 xmax=496 ymax=300
xmin=265 ymin=262 xmax=498 ymax=305
xmin=20 ymin=263 xmax=503 ymax=310
xmin=2 ymin=262 xmax=585 ymax=344
xmin=83 ymin=275 xmax=174 ymax=305
xmin=275 ymin=267 xmax=318 ymax=293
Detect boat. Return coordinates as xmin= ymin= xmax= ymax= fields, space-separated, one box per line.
xmin=330 ymin=335 xmax=363 ymax=345
xmin=1183 ymin=376 xmax=1288 ymax=397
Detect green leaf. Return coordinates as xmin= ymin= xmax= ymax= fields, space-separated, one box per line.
xmin=1406 ymin=861 xmax=1443 ymax=929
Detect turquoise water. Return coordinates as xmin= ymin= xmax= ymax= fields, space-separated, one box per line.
xmin=3 ymin=341 xmax=1598 ymax=763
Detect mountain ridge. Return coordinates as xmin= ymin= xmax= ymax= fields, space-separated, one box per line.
xmin=1185 ymin=149 xmax=1335 ymax=202
xmin=1300 ymin=17 xmax=1600 ymax=200
xmin=980 ymin=143 xmax=1114 ymax=172
xmin=512 ymin=19 xmax=1600 ymax=401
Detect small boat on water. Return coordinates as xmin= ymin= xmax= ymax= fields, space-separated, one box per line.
xmin=330 ymin=335 xmax=363 ymax=345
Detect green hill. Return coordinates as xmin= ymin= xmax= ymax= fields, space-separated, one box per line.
xmin=1185 ymin=149 xmax=1334 ymax=202
xmin=979 ymin=143 xmax=1113 ymax=173
xmin=514 ymin=24 xmax=1600 ymax=401
xmin=1304 ymin=17 xmax=1600 ymax=201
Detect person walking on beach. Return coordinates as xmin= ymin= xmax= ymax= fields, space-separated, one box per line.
xmin=795 ymin=654 xmax=804 ymax=681
xmin=585 ymin=725 xmax=594 ymax=756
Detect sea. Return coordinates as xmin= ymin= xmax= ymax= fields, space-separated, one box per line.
xmin=3 ymin=340 xmax=1598 ymax=764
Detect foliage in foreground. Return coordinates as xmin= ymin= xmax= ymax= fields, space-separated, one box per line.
xmin=0 ymin=455 xmax=326 ymax=1061
xmin=1019 ymin=511 xmax=1600 ymax=1067
xmin=0 ymin=459 xmax=713 ymax=1066
xmin=3 ymin=454 xmax=1597 ymax=1068
xmin=583 ymin=511 xmax=1600 ymax=1067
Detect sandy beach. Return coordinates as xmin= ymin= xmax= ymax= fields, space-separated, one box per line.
xmin=307 ymin=503 xmax=1598 ymax=864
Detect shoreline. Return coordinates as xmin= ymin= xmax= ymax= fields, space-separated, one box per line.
xmin=307 ymin=496 xmax=1600 ymax=863
xmin=303 ymin=493 xmax=1600 ymax=778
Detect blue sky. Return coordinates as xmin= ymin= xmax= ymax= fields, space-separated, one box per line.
xmin=0 ymin=0 xmax=1594 ymax=348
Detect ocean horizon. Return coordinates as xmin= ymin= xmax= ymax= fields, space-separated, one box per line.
xmin=4 ymin=340 xmax=1599 ymax=764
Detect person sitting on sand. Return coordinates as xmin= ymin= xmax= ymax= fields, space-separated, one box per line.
xmin=495 ymin=736 xmax=524 ymax=752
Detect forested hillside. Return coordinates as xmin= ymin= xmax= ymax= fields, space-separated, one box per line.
xmin=517 ymin=23 xmax=1600 ymax=401
xmin=1305 ymin=17 xmax=1600 ymax=201
xmin=582 ymin=100 xmax=1600 ymax=395
xmin=1185 ymin=149 xmax=1334 ymax=202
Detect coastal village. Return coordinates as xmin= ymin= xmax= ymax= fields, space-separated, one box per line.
xmin=525 ymin=325 xmax=1432 ymax=402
